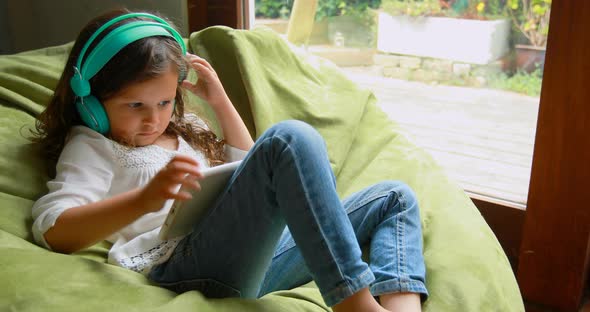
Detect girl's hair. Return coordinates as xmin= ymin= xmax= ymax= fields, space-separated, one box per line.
xmin=30 ymin=8 xmax=226 ymax=177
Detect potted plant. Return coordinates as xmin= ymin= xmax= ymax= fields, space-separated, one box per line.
xmin=507 ymin=0 xmax=551 ymax=72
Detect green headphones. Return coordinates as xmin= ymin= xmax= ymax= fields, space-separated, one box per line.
xmin=70 ymin=12 xmax=187 ymax=134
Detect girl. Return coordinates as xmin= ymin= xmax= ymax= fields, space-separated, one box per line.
xmin=30 ymin=9 xmax=427 ymax=312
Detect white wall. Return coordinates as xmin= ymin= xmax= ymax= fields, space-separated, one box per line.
xmin=1 ymin=0 xmax=188 ymax=54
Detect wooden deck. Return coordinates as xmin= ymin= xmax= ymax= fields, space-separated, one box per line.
xmin=340 ymin=67 xmax=539 ymax=207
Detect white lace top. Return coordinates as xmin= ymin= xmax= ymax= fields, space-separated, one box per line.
xmin=31 ymin=123 xmax=248 ymax=275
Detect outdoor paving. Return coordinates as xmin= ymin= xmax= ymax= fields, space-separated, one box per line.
xmin=340 ymin=66 xmax=539 ymax=207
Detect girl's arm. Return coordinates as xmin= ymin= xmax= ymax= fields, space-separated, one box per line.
xmin=183 ymin=54 xmax=254 ymax=151
xmin=44 ymin=188 xmax=146 ymax=254
xmin=43 ymin=154 xmax=202 ymax=254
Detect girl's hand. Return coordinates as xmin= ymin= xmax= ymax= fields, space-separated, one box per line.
xmin=137 ymin=154 xmax=203 ymax=213
xmin=182 ymin=53 xmax=231 ymax=108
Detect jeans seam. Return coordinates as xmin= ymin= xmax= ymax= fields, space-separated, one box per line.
xmin=397 ymin=192 xmax=407 ymax=281
xmin=273 ymin=240 xmax=296 ymax=257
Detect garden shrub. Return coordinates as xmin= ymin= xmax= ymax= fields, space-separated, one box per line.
xmin=255 ymin=0 xmax=381 ymax=20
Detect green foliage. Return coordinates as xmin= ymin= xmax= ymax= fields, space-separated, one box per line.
xmin=448 ymin=0 xmax=507 ymax=20
xmin=506 ymin=0 xmax=551 ymax=47
xmin=488 ymin=67 xmax=543 ymax=96
xmin=255 ymin=0 xmax=293 ymax=19
xmin=380 ymin=0 xmax=507 ymax=19
xmin=485 ymin=0 xmax=505 ymax=16
xmin=255 ymin=0 xmax=381 ymax=20
xmin=315 ymin=0 xmax=382 ymax=20
xmin=380 ymin=0 xmax=442 ymax=17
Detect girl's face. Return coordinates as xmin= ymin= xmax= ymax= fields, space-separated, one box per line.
xmin=103 ymin=67 xmax=178 ymax=147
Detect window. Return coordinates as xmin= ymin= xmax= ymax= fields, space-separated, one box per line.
xmin=252 ymin=0 xmax=550 ymax=208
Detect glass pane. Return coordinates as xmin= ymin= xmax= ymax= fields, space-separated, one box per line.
xmin=252 ymin=0 xmax=550 ymax=207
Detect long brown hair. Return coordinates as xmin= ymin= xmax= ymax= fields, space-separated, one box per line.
xmin=30 ymin=9 xmax=225 ymax=177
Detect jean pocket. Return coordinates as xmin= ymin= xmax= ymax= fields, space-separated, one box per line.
xmin=157 ymin=278 xmax=241 ymax=298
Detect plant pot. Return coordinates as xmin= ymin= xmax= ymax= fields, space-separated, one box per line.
xmin=377 ymin=12 xmax=511 ymax=65
xmin=515 ymin=44 xmax=546 ymax=73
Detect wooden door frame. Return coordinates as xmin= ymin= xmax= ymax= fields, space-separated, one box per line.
xmin=516 ymin=1 xmax=590 ymax=310
xmin=186 ymin=0 xmax=245 ymax=31
xmin=186 ymin=1 xmax=590 ymax=310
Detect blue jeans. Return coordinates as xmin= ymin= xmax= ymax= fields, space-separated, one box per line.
xmin=149 ymin=120 xmax=428 ymax=306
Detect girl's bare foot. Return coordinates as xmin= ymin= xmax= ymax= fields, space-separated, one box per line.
xmin=332 ymin=288 xmax=388 ymax=312
xmin=379 ymin=292 xmax=422 ymax=312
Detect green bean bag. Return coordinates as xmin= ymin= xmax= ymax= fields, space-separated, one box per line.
xmin=0 ymin=26 xmax=524 ymax=311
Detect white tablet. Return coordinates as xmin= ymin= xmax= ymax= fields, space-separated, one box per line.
xmin=158 ymin=160 xmax=243 ymax=240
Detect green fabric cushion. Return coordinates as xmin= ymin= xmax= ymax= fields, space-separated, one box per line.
xmin=0 ymin=26 xmax=524 ymax=311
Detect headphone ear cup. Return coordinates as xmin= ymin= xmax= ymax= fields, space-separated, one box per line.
xmin=70 ymin=72 xmax=91 ymax=97
xmin=75 ymin=95 xmax=110 ymax=134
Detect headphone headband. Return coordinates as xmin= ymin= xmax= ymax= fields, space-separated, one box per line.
xmin=83 ymin=21 xmax=179 ymax=79
xmin=76 ymin=12 xmax=186 ymax=72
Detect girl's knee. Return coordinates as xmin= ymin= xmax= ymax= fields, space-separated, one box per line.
xmin=377 ymin=181 xmax=418 ymax=210
xmin=264 ymin=120 xmax=325 ymax=148
xmin=376 ymin=180 xmax=414 ymax=195
xmin=270 ymin=120 xmax=318 ymax=136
